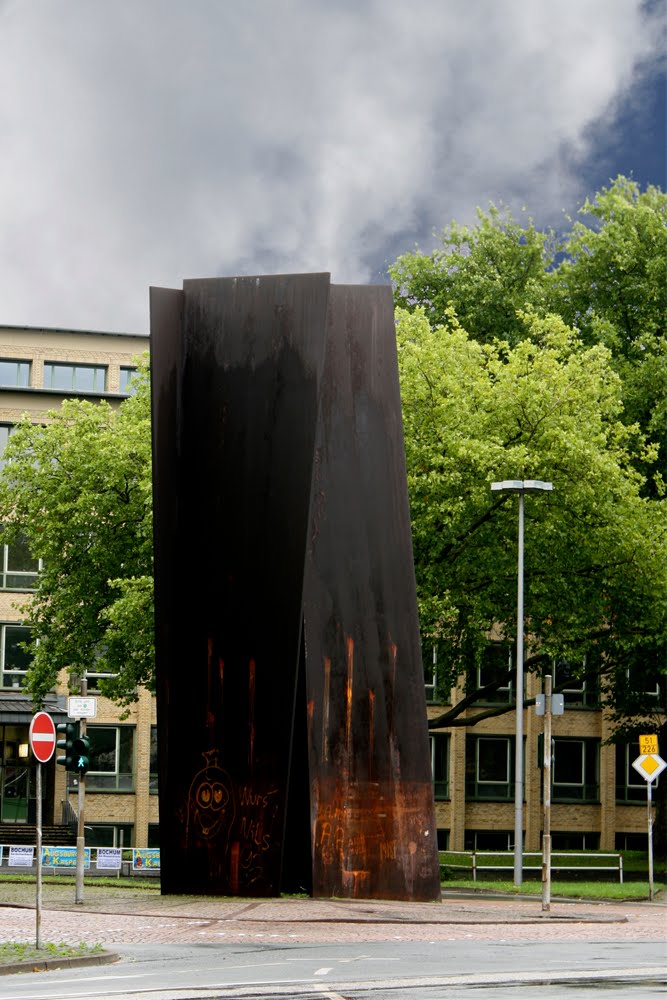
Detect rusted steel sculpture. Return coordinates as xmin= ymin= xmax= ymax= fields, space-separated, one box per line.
xmin=150 ymin=274 xmax=440 ymax=901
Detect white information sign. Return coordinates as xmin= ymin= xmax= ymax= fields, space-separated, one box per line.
xmin=67 ymin=696 xmax=98 ymax=719
xmin=8 ymin=845 xmax=34 ymax=867
xmin=632 ymin=753 xmax=666 ymax=783
xmin=96 ymin=847 xmax=122 ymax=870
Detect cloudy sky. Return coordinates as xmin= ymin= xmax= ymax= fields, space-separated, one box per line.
xmin=1 ymin=0 xmax=665 ymax=334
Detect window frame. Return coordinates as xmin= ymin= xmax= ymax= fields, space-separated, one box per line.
xmin=149 ymin=726 xmax=158 ymax=793
xmin=0 ymin=532 xmax=41 ymax=591
xmin=424 ymin=645 xmax=437 ymax=703
xmin=466 ymin=735 xmax=515 ymax=801
xmin=476 ymin=643 xmax=512 ymax=704
xmin=552 ymin=737 xmax=599 ymax=802
xmin=0 ymin=359 xmax=30 ymax=387
xmin=0 ymin=424 xmax=15 ymax=472
xmin=119 ymin=367 xmax=138 ymax=395
xmin=429 ymin=733 xmax=450 ymax=800
xmin=85 ymin=823 xmax=134 ymax=848
xmin=553 ymin=657 xmax=599 ymax=708
xmin=43 ymin=362 xmax=108 ymax=393
xmin=0 ymin=623 xmax=32 ymax=689
xmin=616 ymin=741 xmax=655 ymax=803
xmin=85 ymin=725 xmax=135 ymax=792
xmin=464 ymin=829 xmax=514 ymax=851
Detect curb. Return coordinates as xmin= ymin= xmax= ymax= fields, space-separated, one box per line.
xmin=0 ymin=950 xmax=119 ymax=977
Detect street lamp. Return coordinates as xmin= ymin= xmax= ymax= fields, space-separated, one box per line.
xmin=490 ymin=479 xmax=553 ymax=886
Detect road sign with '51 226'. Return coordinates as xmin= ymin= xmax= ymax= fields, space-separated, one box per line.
xmin=639 ymin=734 xmax=658 ymax=755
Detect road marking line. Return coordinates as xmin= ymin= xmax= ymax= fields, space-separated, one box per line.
xmin=314 ymin=966 xmax=333 ymax=975
xmin=314 ymin=986 xmax=347 ymax=1000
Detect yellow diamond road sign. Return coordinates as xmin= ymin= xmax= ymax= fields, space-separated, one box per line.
xmin=632 ymin=753 xmax=667 ymax=783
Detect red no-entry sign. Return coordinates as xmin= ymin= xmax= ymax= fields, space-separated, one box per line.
xmin=29 ymin=711 xmax=56 ymax=764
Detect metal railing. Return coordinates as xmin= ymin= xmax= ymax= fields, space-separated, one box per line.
xmin=60 ymin=798 xmax=78 ymax=830
xmin=0 ymin=843 xmax=160 ymax=874
xmin=440 ymin=850 xmax=624 ymax=882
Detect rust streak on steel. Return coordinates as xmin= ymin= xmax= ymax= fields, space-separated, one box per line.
xmin=345 ymin=637 xmax=354 ymax=763
xmin=322 ymin=656 xmax=331 ymax=764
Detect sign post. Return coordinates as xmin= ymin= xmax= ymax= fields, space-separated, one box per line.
xmin=74 ymin=678 xmax=90 ymax=905
xmin=536 ymin=679 xmax=563 ymax=912
xmin=632 ymin=738 xmax=665 ymax=902
xmin=29 ymin=711 xmax=56 ymax=949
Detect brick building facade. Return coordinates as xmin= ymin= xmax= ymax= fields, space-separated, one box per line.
xmin=0 ymin=324 xmax=157 ymax=849
xmin=0 ymin=323 xmax=659 ymax=853
xmin=427 ymin=652 xmax=658 ymax=853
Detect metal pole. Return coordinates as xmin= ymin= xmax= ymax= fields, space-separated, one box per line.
xmin=514 ymin=490 xmax=525 ymax=887
xmin=35 ymin=762 xmax=42 ymax=948
xmin=75 ymin=677 xmax=87 ymax=905
xmin=541 ymin=674 xmax=552 ymax=911
xmin=647 ymin=779 xmax=654 ymax=901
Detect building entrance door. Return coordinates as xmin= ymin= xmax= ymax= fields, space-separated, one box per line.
xmin=0 ymin=724 xmax=31 ymax=823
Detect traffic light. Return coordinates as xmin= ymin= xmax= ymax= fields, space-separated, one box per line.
xmin=56 ymin=722 xmax=79 ymax=771
xmin=72 ymin=734 xmax=91 ymax=775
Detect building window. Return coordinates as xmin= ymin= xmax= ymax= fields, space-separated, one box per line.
xmin=476 ymin=643 xmax=512 ymax=703
xmin=43 ymin=362 xmax=107 ymax=393
xmin=0 ymin=425 xmax=15 ymax=472
xmin=0 ymin=624 xmax=32 ymax=689
xmin=466 ymin=736 xmax=515 ymax=800
xmin=464 ymin=829 xmax=513 ymax=851
xmin=119 ymin=367 xmax=138 ymax=395
xmin=423 ymin=645 xmax=437 ymax=703
xmin=550 ymin=831 xmax=599 ymax=851
xmin=436 ymin=829 xmax=449 ymax=850
xmin=85 ymin=656 xmax=116 ymax=694
xmin=149 ymin=726 xmax=158 ymax=793
xmin=148 ymin=823 xmax=161 ymax=848
xmin=552 ymin=738 xmax=599 ymax=802
xmin=615 ymin=832 xmax=648 ymax=851
xmin=0 ymin=360 xmax=30 ymax=387
xmin=86 ymin=726 xmax=134 ymax=791
xmin=86 ymin=823 xmax=133 ymax=847
xmin=553 ymin=657 xmax=599 ymax=708
xmin=625 ymin=665 xmax=662 ymax=700
xmin=430 ymin=733 xmax=449 ymax=800
xmin=616 ymin=741 xmax=654 ymax=803
xmin=0 ymin=531 xmax=40 ymax=590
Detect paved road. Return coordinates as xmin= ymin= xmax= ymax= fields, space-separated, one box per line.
xmin=1 ymin=941 xmax=666 ymax=999
xmin=0 ymin=885 xmax=664 ymax=998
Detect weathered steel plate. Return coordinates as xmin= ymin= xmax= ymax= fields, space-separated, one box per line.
xmin=150 ymin=275 xmax=440 ymax=901
xmin=150 ymin=274 xmax=330 ymax=895
xmin=303 ymin=284 xmax=441 ymax=901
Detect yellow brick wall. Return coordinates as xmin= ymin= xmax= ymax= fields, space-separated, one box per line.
xmin=0 ymin=325 xmax=154 ymax=846
xmin=427 ymin=666 xmax=654 ymax=852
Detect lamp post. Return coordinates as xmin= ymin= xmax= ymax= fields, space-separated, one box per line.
xmin=490 ymin=479 xmax=553 ymax=886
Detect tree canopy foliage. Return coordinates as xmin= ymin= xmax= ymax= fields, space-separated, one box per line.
xmin=0 ymin=362 xmax=153 ymax=707
xmin=1 ymin=176 xmax=664 ymax=743
xmin=391 ymin=176 xmax=667 ymax=734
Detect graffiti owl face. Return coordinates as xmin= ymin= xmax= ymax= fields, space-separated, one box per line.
xmin=186 ymin=754 xmax=235 ymax=841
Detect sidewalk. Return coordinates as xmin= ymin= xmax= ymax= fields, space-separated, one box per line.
xmin=0 ymin=881 xmax=665 ymax=949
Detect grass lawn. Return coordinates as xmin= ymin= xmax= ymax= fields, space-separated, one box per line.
xmin=442 ymin=879 xmax=665 ymax=900
xmin=0 ymin=941 xmax=104 ymax=966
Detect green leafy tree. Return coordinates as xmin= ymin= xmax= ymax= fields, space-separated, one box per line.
xmin=548 ymin=177 xmax=667 ymax=492
xmin=392 ymin=176 xmax=667 ymax=492
xmin=0 ymin=363 xmax=154 ymax=707
xmin=391 ymin=204 xmax=555 ymax=345
xmin=396 ymin=306 xmax=667 ymax=729
xmin=392 ymin=177 xmax=667 ymax=740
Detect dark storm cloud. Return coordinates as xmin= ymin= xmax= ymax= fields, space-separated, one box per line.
xmin=0 ymin=0 xmax=663 ymax=331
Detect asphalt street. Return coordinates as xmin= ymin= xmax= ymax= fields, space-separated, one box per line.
xmin=0 ymin=884 xmax=664 ymax=998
